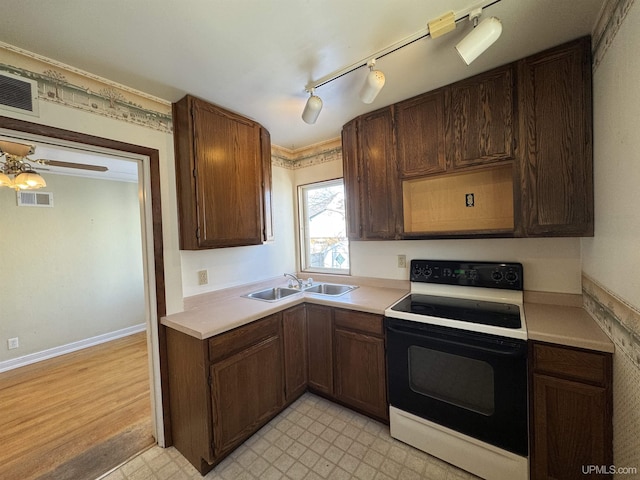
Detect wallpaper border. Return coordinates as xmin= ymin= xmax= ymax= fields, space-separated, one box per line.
xmin=583 ymin=274 xmax=640 ymax=368
xmin=592 ymin=0 xmax=636 ymax=70
xmin=1 ymin=42 xmax=172 ymax=133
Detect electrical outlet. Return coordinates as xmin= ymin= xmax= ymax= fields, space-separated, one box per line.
xmin=7 ymin=337 xmax=19 ymax=350
xmin=397 ymin=254 xmax=407 ymax=268
xmin=197 ymin=269 xmax=208 ymax=286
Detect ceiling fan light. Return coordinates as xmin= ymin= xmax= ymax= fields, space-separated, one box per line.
xmin=14 ymin=171 xmax=46 ymax=190
xmin=359 ymin=69 xmax=385 ymax=104
xmin=455 ymin=16 xmax=502 ymax=65
xmin=0 ymin=172 xmax=14 ymax=188
xmin=302 ymin=92 xmax=323 ymax=124
xmin=0 ymin=140 xmax=35 ymax=157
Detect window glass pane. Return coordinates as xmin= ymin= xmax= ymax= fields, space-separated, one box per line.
xmin=300 ymin=179 xmax=349 ymax=273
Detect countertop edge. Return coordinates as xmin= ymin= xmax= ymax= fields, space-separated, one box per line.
xmin=524 ymin=302 xmax=615 ymax=354
xmin=163 ymin=282 xmax=615 ymax=355
xmin=161 ymin=283 xmax=409 ymax=340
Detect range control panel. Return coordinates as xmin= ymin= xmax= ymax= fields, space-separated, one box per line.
xmin=410 ymin=259 xmax=523 ymax=291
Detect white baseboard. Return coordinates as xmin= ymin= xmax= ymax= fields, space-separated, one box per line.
xmin=0 ymin=324 xmax=146 ymax=373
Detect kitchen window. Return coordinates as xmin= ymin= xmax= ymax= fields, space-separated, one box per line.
xmin=298 ymin=179 xmax=349 ymax=274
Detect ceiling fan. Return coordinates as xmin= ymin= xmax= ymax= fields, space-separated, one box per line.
xmin=0 ymin=139 xmax=109 ymax=172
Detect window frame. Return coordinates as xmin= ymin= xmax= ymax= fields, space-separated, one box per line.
xmin=298 ymin=178 xmax=350 ymax=275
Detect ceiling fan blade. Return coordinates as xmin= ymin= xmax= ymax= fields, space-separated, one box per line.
xmin=41 ymin=159 xmax=109 ymax=172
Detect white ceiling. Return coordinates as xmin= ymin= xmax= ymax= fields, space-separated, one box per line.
xmin=0 ymin=0 xmax=604 ymax=150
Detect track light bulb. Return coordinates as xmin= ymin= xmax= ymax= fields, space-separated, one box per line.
xmin=302 ymin=89 xmax=323 ymax=124
xmin=359 ymin=60 xmax=385 ymax=104
xmin=455 ymin=16 xmax=502 ymax=65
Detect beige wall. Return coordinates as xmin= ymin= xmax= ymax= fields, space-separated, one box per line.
xmin=1 ymin=47 xmax=300 ymax=309
xmin=0 ymin=174 xmax=144 ymax=362
xmin=583 ymin=1 xmax=640 ymax=312
xmin=1 ymin=96 xmax=185 ymax=315
xmin=583 ymin=0 xmax=640 ymax=473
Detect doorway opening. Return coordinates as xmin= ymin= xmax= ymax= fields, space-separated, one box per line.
xmin=0 ymin=116 xmax=169 ymax=476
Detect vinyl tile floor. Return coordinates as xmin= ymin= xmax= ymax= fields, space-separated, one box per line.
xmin=100 ymin=393 xmax=481 ymax=480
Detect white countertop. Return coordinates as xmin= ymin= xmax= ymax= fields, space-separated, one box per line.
xmin=525 ymin=302 xmax=614 ymax=353
xmin=162 ymin=278 xmax=615 ymax=354
xmin=161 ymin=276 xmax=409 ymax=340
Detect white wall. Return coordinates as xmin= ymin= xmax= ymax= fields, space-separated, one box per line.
xmin=351 ymin=238 xmax=582 ymax=293
xmin=582 ymin=4 xmax=640 ymax=311
xmin=0 ymin=174 xmax=144 ymax=361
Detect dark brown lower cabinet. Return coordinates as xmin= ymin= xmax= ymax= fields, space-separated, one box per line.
xmin=210 ymin=334 xmax=283 ymax=457
xmin=530 ymin=341 xmax=613 ymax=480
xmin=166 ymin=313 xmax=285 ymax=474
xmin=282 ymin=304 xmax=307 ymax=402
xmin=306 ymin=304 xmax=334 ymax=395
xmin=166 ymin=303 xmax=389 ymax=474
xmin=333 ymin=309 xmax=388 ymax=421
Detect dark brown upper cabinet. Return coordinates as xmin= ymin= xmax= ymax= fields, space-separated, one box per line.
xmin=173 ymin=95 xmax=272 ymax=249
xmin=342 ymin=120 xmax=361 ymax=240
xmin=518 ymin=37 xmax=593 ymax=236
xmin=342 ymin=107 xmax=402 ymax=240
xmin=396 ymin=90 xmax=446 ymax=178
xmin=446 ymin=64 xmax=516 ymax=169
xmin=342 ymin=36 xmax=593 ymax=240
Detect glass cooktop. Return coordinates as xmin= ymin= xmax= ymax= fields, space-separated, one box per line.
xmin=390 ymin=294 xmax=522 ymax=329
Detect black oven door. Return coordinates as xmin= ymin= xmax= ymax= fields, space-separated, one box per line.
xmin=385 ymin=317 xmax=528 ymax=456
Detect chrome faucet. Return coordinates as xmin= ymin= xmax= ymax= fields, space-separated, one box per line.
xmin=284 ymin=273 xmax=303 ymax=289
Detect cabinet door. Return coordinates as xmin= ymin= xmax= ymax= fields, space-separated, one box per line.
xmin=192 ymin=99 xmax=264 ymax=247
xmin=519 ymin=37 xmax=593 ymax=236
xmin=531 ymin=374 xmax=610 ymax=480
xmin=359 ymin=107 xmax=402 ymax=239
xmin=334 ymin=328 xmax=388 ymax=420
xmin=447 ymin=64 xmax=515 ymax=168
xmin=306 ymin=304 xmax=333 ymax=395
xmin=342 ymin=119 xmax=362 ymax=239
xmin=282 ymin=305 xmax=307 ymax=402
xmin=260 ymin=127 xmax=274 ymax=242
xmin=396 ymin=90 xmax=446 ymax=177
xmin=210 ymin=335 xmax=284 ymax=457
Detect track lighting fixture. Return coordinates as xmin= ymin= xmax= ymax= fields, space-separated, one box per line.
xmin=300 ymin=0 xmax=503 ymax=123
xmin=301 ymin=88 xmax=323 ymax=124
xmin=359 ymin=59 xmax=386 ymax=104
xmin=455 ymin=8 xmax=503 ymax=65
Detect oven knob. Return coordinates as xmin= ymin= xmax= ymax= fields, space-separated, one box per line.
xmin=424 ymin=267 xmax=432 ymax=278
xmin=505 ymin=271 xmax=519 ymax=283
xmin=491 ymin=270 xmax=504 ymax=282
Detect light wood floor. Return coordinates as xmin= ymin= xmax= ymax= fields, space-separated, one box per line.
xmin=0 ymin=332 xmax=154 ymax=480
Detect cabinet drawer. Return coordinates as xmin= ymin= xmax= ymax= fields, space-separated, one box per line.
xmin=531 ymin=342 xmax=610 ymax=386
xmin=334 ymin=309 xmax=383 ymax=336
xmin=209 ymin=314 xmax=281 ymax=363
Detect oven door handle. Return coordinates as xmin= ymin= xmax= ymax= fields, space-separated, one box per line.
xmin=386 ymin=325 xmax=527 ymax=357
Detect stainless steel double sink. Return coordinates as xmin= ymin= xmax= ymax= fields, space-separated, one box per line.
xmin=243 ymin=282 xmax=357 ymax=302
